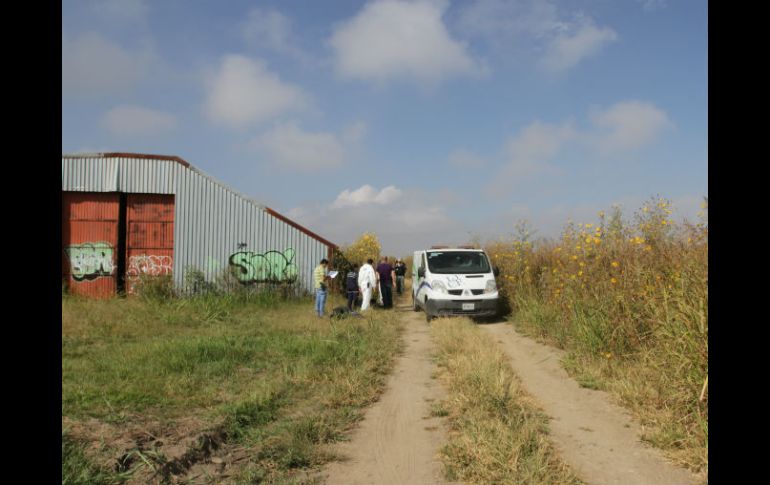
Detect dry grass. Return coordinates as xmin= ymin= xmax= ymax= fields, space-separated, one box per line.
xmin=431 ymin=317 xmax=584 ymax=485
xmin=485 ymin=196 xmax=708 ymax=475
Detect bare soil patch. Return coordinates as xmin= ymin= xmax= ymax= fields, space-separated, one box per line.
xmin=321 ymin=297 xmax=458 ymax=485
xmin=479 ymin=321 xmax=701 ymax=485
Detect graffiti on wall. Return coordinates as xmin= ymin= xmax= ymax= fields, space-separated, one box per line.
xmin=127 ymin=255 xmax=173 ymax=277
xmin=229 ymin=248 xmax=299 ymax=283
xmin=64 ymin=242 xmax=115 ymax=281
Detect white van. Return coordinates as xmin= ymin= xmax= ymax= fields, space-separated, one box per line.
xmin=412 ymin=247 xmax=499 ymax=321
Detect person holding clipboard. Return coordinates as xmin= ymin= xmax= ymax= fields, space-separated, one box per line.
xmin=314 ymin=258 xmax=337 ymax=317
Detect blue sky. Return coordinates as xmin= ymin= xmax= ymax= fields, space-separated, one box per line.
xmin=62 ymin=0 xmax=707 ymax=255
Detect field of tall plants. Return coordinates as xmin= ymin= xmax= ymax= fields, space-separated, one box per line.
xmin=485 ymin=196 xmax=708 ymax=475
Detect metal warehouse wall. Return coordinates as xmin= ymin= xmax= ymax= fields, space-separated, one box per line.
xmin=62 ymin=155 xmax=333 ymax=295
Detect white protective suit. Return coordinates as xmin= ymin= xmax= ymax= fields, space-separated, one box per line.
xmin=358 ymin=263 xmax=377 ymax=311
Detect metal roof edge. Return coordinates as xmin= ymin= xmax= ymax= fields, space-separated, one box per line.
xmin=264 ymin=207 xmax=338 ymax=250
xmin=62 ymin=152 xmax=190 ymax=167
xmin=61 ymin=152 xmax=337 ymax=249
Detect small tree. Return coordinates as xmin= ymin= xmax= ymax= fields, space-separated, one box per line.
xmin=342 ymin=232 xmax=382 ymax=268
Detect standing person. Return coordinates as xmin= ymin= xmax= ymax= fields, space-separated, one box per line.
xmin=313 ymin=259 xmax=331 ymax=317
xmin=376 ymin=256 xmax=396 ymax=309
xmin=345 ymin=264 xmax=359 ymax=311
xmin=358 ymin=258 xmax=377 ymax=311
xmin=394 ymin=259 xmax=407 ymax=295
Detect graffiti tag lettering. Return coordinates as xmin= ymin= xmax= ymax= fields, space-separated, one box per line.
xmin=229 ymin=248 xmax=299 ymax=284
xmin=64 ymin=242 xmax=115 ymax=281
xmin=127 ymin=255 xmax=173 ymax=277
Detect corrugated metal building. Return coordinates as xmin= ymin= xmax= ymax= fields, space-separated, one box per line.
xmin=62 ymin=153 xmax=336 ymax=298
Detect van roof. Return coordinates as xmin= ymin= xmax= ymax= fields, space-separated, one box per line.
xmin=418 ymin=247 xmax=484 ymax=252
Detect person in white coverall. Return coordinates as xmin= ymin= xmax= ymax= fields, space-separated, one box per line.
xmin=358 ymin=258 xmax=377 ymax=311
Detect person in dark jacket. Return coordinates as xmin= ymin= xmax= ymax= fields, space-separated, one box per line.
xmin=394 ymin=259 xmax=407 ymax=295
xmin=345 ymin=264 xmax=360 ymax=310
xmin=376 ymin=257 xmax=395 ymax=309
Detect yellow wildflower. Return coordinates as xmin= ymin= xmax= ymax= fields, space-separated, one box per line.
xmin=611 ymin=261 xmax=619 ymax=268
xmin=611 ymin=277 xmax=617 ymax=284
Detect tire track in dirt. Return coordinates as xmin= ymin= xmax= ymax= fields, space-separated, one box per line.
xmin=321 ymin=296 xmax=458 ymax=485
xmin=480 ymin=321 xmax=700 ymax=485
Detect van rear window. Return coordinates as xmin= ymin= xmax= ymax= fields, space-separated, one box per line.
xmin=427 ymin=251 xmax=491 ymax=274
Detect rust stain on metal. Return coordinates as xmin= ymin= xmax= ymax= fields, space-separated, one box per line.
xmin=62 ymin=192 xmax=120 ymax=298
xmin=126 ymin=194 xmax=175 ymax=293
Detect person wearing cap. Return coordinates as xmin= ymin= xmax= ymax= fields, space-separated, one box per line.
xmin=394 ymin=258 xmax=407 ymax=295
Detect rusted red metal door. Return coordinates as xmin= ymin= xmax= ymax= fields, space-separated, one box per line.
xmin=62 ymin=192 xmax=120 ymax=298
xmin=125 ymin=194 xmax=175 ymax=293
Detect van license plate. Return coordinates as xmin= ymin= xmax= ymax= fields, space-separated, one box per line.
xmin=462 ymin=303 xmax=475 ymax=311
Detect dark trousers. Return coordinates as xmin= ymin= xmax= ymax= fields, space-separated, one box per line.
xmin=347 ymin=291 xmax=358 ymax=310
xmin=396 ymin=275 xmax=405 ymax=294
xmin=381 ymin=282 xmax=393 ymax=308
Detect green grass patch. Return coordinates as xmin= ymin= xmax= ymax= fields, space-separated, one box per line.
xmin=62 ymin=294 xmax=403 ymax=484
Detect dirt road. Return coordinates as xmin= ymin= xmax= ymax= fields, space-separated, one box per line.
xmin=480 ymin=322 xmax=700 ymax=485
xmin=320 ymin=290 xmax=700 ymax=485
xmin=321 ymin=296 xmax=456 ymax=485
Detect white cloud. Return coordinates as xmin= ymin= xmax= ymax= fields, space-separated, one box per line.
xmin=485 ymin=101 xmax=672 ymax=194
xmin=637 ymin=0 xmax=668 ymax=12
xmin=286 ymin=187 xmax=461 ymax=255
xmin=204 ymin=55 xmax=308 ymax=127
xmin=504 ymin=120 xmax=575 ymax=178
xmin=539 ymin=18 xmax=618 ymax=73
xmin=62 ymin=32 xmax=157 ymax=97
xmin=457 ymin=1 xmax=616 ymax=73
xmin=589 ymin=100 xmax=673 ymax=154
xmin=102 ymin=105 xmax=177 ymax=137
xmin=341 ymin=121 xmax=368 ymax=145
xmin=329 ymin=0 xmax=483 ymax=85
xmin=457 ymin=0 xmax=564 ymax=40
xmin=250 ymin=122 xmax=349 ymax=171
xmin=448 ymin=149 xmax=486 ymax=168
xmin=331 ymin=185 xmax=403 ymax=209
xmin=484 ymin=100 xmax=671 ymax=195
xmin=241 ymin=7 xmax=309 ymax=62
xmin=91 ymin=0 xmax=148 ymax=21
